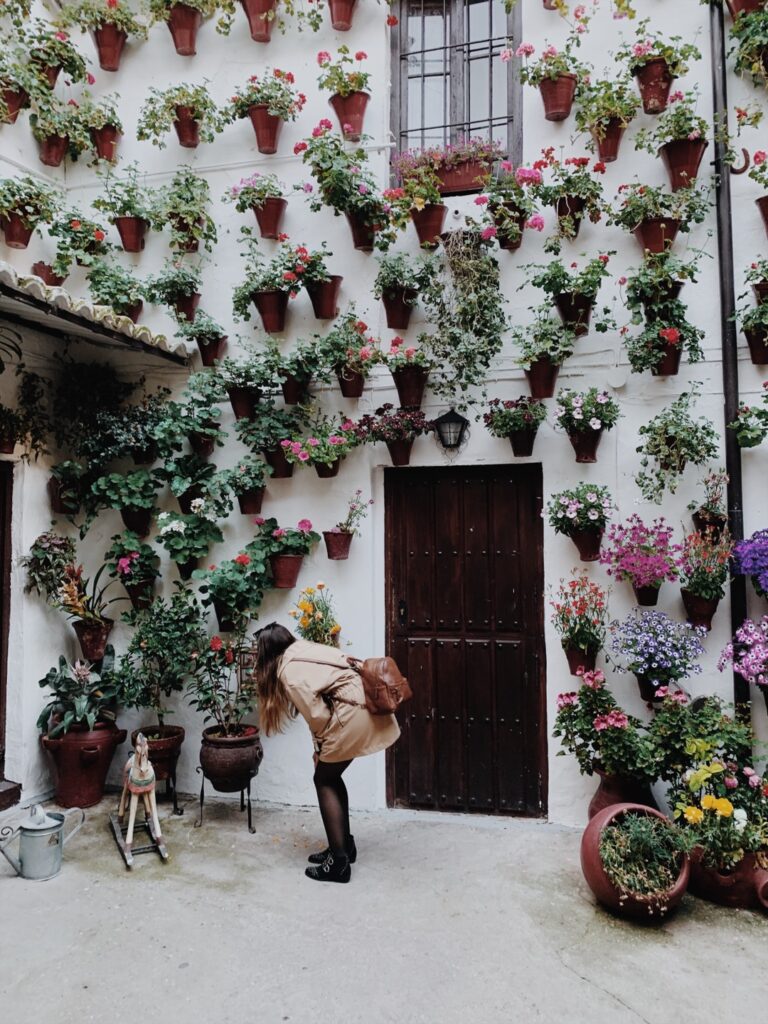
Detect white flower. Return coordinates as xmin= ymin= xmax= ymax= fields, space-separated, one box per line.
xmin=589 ymin=418 xmax=602 ymax=430
xmin=733 ymin=808 xmax=748 ymax=833
xmin=573 ymin=409 xmax=583 ymax=420
xmin=587 ymin=510 xmax=599 ymax=520
xmin=596 ymin=393 xmax=609 ymax=404
xmin=586 ymin=492 xmax=598 ymax=502
xmin=566 ymin=508 xmax=578 ymax=519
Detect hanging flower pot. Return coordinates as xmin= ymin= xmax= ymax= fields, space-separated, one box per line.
xmin=328 ymin=0 xmax=357 ymax=30
xmin=264 ymin=447 xmax=294 ymax=478
xmin=568 ymin=429 xmax=603 ymax=464
xmin=0 ymin=213 xmax=33 ymax=249
xmin=48 ymin=476 xmax=79 ymax=515
xmin=1 ymin=86 xmax=29 ymax=125
xmin=177 ymin=485 xmax=203 ymax=515
xmin=633 ymin=217 xmax=680 ymax=254
xmin=41 ymin=722 xmax=127 ymax=808
xmin=73 ymin=618 xmax=114 ymax=662
xmin=411 ymin=203 xmax=447 ymax=248
xmin=593 ymin=118 xmax=625 ymax=163
xmin=569 ymin=527 xmax=603 ymax=562
xmin=495 ymin=203 xmax=527 ymax=251
xmin=345 ymin=211 xmax=378 ymax=251
xmin=254 ymin=196 xmax=287 ymax=239
xmin=114 ymin=215 xmax=149 ymax=253
xmin=131 ymin=441 xmax=158 ymax=466
xmin=744 ymin=327 xmax=768 ymax=365
xmin=651 ymin=342 xmax=682 ymax=377
xmin=241 ymin=0 xmax=276 ymax=41
xmin=563 ymin=643 xmax=597 ymax=677
xmin=281 ymin=373 xmax=306 ymax=405
xmin=91 ymin=124 xmax=121 ymax=163
xmin=392 ymin=365 xmax=428 ymax=408
xmin=386 ymin=438 xmax=414 ymax=466
xmin=725 ymin=0 xmax=764 ymax=17
xmin=39 ymin=134 xmax=69 ymax=168
xmin=173 ymin=106 xmax=201 ymax=148
xmin=382 ymin=287 xmax=417 ymax=330
xmin=524 ymin=357 xmax=560 ymax=399
xmin=329 ymin=91 xmax=369 ymax=141
xmin=167 ymin=3 xmax=202 ymax=55
xmin=252 ymin=289 xmax=288 ymax=333
xmin=323 ymin=530 xmax=353 ymax=560
xmin=213 ymin=600 xmax=238 ymax=633
xmin=556 ymin=194 xmax=586 ymax=238
xmin=227 ymin=385 xmax=258 ymax=420
xmin=237 ymin=487 xmax=265 ymax=514
xmin=124 ymin=578 xmax=155 ymax=611
xmin=32 ymin=262 xmax=66 ymax=287
xmin=196 ymin=335 xmax=227 ymax=367
xmin=691 ymin=510 xmax=727 ymax=538
xmin=248 ymin=104 xmax=282 ymax=154
xmin=539 ymin=73 xmax=577 ymax=122
xmin=307 ymin=275 xmax=342 ymax=320
xmin=587 ymin=775 xmax=658 ymax=820
xmin=177 ymin=557 xmax=198 ymax=582
xmin=269 ymin=553 xmax=303 ymax=588
xmin=336 ymin=367 xmax=365 ymax=398
xmin=120 ymin=507 xmax=153 ymax=538
xmin=189 ymin=430 xmax=217 ymax=459
xmin=92 ymin=24 xmax=128 ymax=71
xmin=753 ymin=279 xmax=768 ymax=304
xmin=633 ymin=583 xmax=661 ymax=607
xmin=35 ymin=63 xmax=62 ymax=90
xmin=634 ymin=674 xmax=661 ymax=702
xmin=435 ymin=160 xmax=486 ymax=196
xmin=508 ymin=427 xmax=539 ymax=457
xmin=122 ymin=300 xmax=143 ymax=323
xmin=681 ymin=589 xmax=719 ymax=631
xmin=634 ymin=58 xmax=674 ymax=114
xmin=315 ymin=460 xmax=342 ymax=478
xmin=659 ymin=139 xmax=709 ymax=191
xmin=173 ymin=292 xmax=201 ymax=322
xmin=555 ymin=292 xmax=592 ymax=337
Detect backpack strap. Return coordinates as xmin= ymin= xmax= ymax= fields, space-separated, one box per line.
xmin=289 ymin=656 xmax=366 ymax=708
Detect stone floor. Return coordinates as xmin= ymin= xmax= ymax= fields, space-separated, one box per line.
xmin=0 ymin=795 xmax=764 ymax=1024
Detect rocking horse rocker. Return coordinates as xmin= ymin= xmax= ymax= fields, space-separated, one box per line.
xmin=109 ymin=733 xmax=170 ymax=869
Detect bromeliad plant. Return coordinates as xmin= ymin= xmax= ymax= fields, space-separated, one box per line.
xmin=550 ymin=572 xmax=610 ymax=659
xmin=546 ymin=484 xmax=615 ymax=537
xmin=224 ymin=68 xmax=306 ymax=123
xmin=289 ymin=581 xmax=342 ymax=646
xmin=155 ymin=166 xmax=217 ymax=253
xmin=530 ymin=151 xmax=606 ymax=252
xmin=599 ymin=516 xmax=680 ymax=592
xmin=137 ymin=82 xmax=224 ymax=149
xmin=553 ymin=387 xmax=620 ymax=435
xmin=609 ymin=610 xmax=706 ymax=694
xmin=37 ymin=651 xmax=121 ymax=737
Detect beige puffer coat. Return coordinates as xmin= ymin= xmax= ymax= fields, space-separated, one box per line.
xmin=278 ymin=639 xmax=401 ymax=763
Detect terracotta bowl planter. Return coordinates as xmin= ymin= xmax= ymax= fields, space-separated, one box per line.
xmin=581 ymin=803 xmax=689 ymax=919
xmin=651 ymin=342 xmax=682 ymax=377
xmin=556 ymin=194 xmax=586 ymax=238
xmin=73 ymin=618 xmax=114 ymax=662
xmin=563 ymin=643 xmax=597 ymax=677
xmin=634 ymin=58 xmax=674 ymax=114
xmin=227 ymin=385 xmax=258 ymax=420
xmin=633 ymin=583 xmax=661 ymax=607
xmin=387 ymin=438 xmax=414 ymax=466
xmin=307 ymin=275 xmax=342 ymax=320
xmin=254 ymin=197 xmax=287 ymax=239
xmin=382 ymin=287 xmax=417 ymax=329
xmin=508 ymin=428 xmax=539 ymax=457
xmin=1 ymin=86 xmax=29 ymax=124
xmin=269 ymin=553 xmax=303 ymax=588
xmin=173 ymin=106 xmax=201 ymax=148
xmin=592 ymin=118 xmax=625 ymax=163
xmin=241 ymin=0 xmax=276 ymax=40
xmin=173 ymin=292 xmax=201 ymax=322
xmin=264 ymin=447 xmax=293 ymax=478
xmin=124 ymin=578 xmax=155 ymax=612
xmin=689 ymin=847 xmax=768 ymax=911
xmin=197 ymin=335 xmax=227 ymax=367
xmin=91 ymin=124 xmax=121 ymax=163
xmin=329 ymin=90 xmax=369 ymax=141
xmin=336 ymin=368 xmax=365 ymax=398
xmin=345 ymin=211 xmax=377 ymax=251
xmin=681 ymin=589 xmax=719 ymax=631
xmin=92 ymin=23 xmax=127 ymax=71
xmin=569 ymin=526 xmax=603 ymax=562
xmin=539 ymin=73 xmax=577 ymax=121
xmin=237 ymin=487 xmax=265 ymax=514
xmin=587 ymin=772 xmax=658 ymax=820
xmin=328 ymin=0 xmax=357 ymax=30
xmin=167 ymin=3 xmax=202 ymax=55
xmin=524 ymin=357 xmax=560 ymax=399
xmin=633 ymin=217 xmax=680 ymax=254
xmin=660 ymin=139 xmax=709 ymax=191
xmin=392 ymin=365 xmax=429 ymax=408
xmin=32 ymin=262 xmax=66 ymax=287
xmin=0 ymin=213 xmax=33 ymax=249
xmin=252 ymin=289 xmax=288 ymax=333
xmin=114 ymin=215 xmax=149 ymax=253
xmin=42 ymin=722 xmax=127 ymax=808
xmin=568 ymin=429 xmax=603 ymax=464
xmin=411 ymin=203 xmax=447 ymax=248
xmin=555 ymin=292 xmax=592 ymax=337
xmin=248 ymin=104 xmax=283 ymax=154
xmin=199 ymin=725 xmax=263 ymax=793
xmin=744 ymin=326 xmax=768 ymax=364
xmin=436 ymin=160 xmax=486 ymax=196
xmin=315 ymin=460 xmax=342 ymax=478
xmin=132 ymin=726 xmax=185 ymax=782
xmin=39 ymin=134 xmax=69 ymax=167
xmin=324 ymin=531 xmax=353 ymax=560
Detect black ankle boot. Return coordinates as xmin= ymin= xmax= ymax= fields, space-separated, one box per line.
xmin=308 ymin=835 xmax=357 ymax=865
xmin=305 ymin=850 xmax=351 ymax=883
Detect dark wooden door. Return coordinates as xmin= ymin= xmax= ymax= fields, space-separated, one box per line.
xmin=385 ymin=465 xmax=547 ymax=816
xmin=0 ymin=462 xmax=11 ymax=782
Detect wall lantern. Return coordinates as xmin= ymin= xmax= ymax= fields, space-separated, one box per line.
xmin=433 ymin=408 xmax=470 ymax=450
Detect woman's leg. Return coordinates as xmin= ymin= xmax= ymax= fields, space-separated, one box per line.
xmin=313 ymin=758 xmax=353 ymax=855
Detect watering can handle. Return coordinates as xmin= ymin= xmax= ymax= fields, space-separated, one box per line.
xmin=62 ymin=808 xmax=85 ymax=847
xmin=0 ymin=824 xmax=21 ymax=874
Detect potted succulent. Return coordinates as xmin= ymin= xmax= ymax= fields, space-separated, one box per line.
xmin=732 ymin=529 xmax=768 ymax=598
xmin=313 ymin=310 xmax=380 ymax=397
xmin=531 ymin=152 xmax=606 ymax=252
xmin=483 ymin=396 xmax=547 ymax=457
xmin=144 ymin=259 xmax=202 ymax=321
xmin=87 ymin=260 xmax=145 ymax=322
xmin=175 ymin=311 xmax=228 ymax=365
xmin=353 ymin=404 xmax=433 ymax=466
xmin=512 ymin=312 xmax=576 ymax=398
xmin=236 ymin=402 xmax=309 ymax=477
xmin=609 ymin=609 xmax=705 ymax=701
xmin=90 ymin=469 xmax=160 ymax=537
xmin=156 ymin=510 xmax=224 ymax=580
xmin=553 ymin=387 xmax=620 ymax=463
xmin=546 ymin=483 xmax=615 ymax=562
xmin=78 ymin=91 xmax=124 ymax=163
xmin=515 ymin=34 xmax=588 ymax=122
xmin=105 ymin=530 xmax=160 ymax=610
xmin=635 ymin=90 xmax=709 ymax=191
xmin=27 ymin=21 xmax=89 ymax=89
xmin=223 ymin=172 xmax=286 ymax=238
xmin=0 ymin=175 xmax=61 ymax=250
xmin=193 ymin=546 xmax=271 ymax=632
xmin=322 ymin=489 xmax=372 ymax=560
xmin=47 ymin=210 xmax=110 ymax=272
xmin=280 ymin=414 xmax=358 ymax=477
xmin=530 ymin=254 xmax=614 ymax=338
xmin=155 ymin=166 xmax=217 ymax=253
xmin=29 ymin=96 xmax=91 ymax=166
xmin=574 ymin=75 xmax=639 ymax=163
xmin=392 ymin=137 xmax=503 ymax=198
xmin=608 ymin=181 xmax=710 ymax=255
xmin=220 ymin=455 xmax=273 ymax=514
xmin=137 ymin=82 xmax=224 ymax=149
xmin=289 ymin=581 xmax=342 ymax=645
xmin=148 ymin=0 xmax=217 ymax=56
xmin=678 ymin=528 xmax=732 ymax=631
xmin=475 ymin=162 xmax=540 ymax=251
xmin=225 ymin=68 xmax=305 ymax=154
xmin=550 ymin=571 xmax=610 ymax=676
xmin=687 ymin=468 xmax=729 ymax=537
xmin=719 ymin=615 xmax=768 ymax=705
xmin=92 ymin=162 xmax=158 ymax=252
xmin=56 ymin=0 xmax=148 ymax=71
xmin=317 ymin=46 xmax=370 ymax=141
xmin=232 ymin=235 xmax=311 ymax=333
xmin=616 ymin=20 xmax=702 ymax=114
xmin=381 ymin=336 xmax=434 ymax=409
xmin=373 ymin=252 xmax=436 ymax=330
xmin=599 ymin=515 xmax=680 ymax=606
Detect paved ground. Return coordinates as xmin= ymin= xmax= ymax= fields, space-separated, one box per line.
xmin=0 ymin=795 xmax=764 ymax=1024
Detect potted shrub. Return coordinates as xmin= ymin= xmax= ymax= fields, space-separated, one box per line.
xmin=301 ymin=242 xmax=343 ymax=320
xmin=175 ymin=311 xmax=228 ymax=365
xmin=515 ymin=34 xmax=588 ymax=122
xmin=92 ymin=162 xmax=158 ymax=252
xmin=373 ymin=252 xmax=436 ymax=329
xmin=90 ymin=469 xmax=160 ymax=537
xmin=289 ymin=581 xmax=342 ymax=644
xmin=106 ymin=530 xmax=160 ymax=610
xmin=634 ymin=384 xmax=719 ymax=504
xmin=545 ymin=483 xmax=615 ymax=562
xmin=616 ymin=19 xmax=701 ymax=114
xmin=512 ymin=312 xmax=576 ymax=398
xmin=236 ymin=402 xmax=309 ymax=477
xmin=156 ymin=510 xmax=224 ymax=580
xmin=353 ymin=404 xmax=433 ymax=466
xmin=0 ymin=175 xmax=61 ymax=250
xmin=87 ymin=260 xmax=145 ymax=322
xmin=232 ymin=235 xmax=310 ymax=333
xmin=732 ymin=529 xmax=768 ymax=598
xmin=317 ymin=46 xmax=370 ymax=141
xmin=392 ymin=137 xmax=503 ymax=197
xmin=483 ymin=396 xmax=547 ymax=457
xmin=313 ymin=312 xmax=381 ymax=397
xmin=531 ymin=152 xmax=606 ymax=251
xmin=574 ymin=75 xmax=639 ymax=163
xmin=148 ymin=0 xmax=217 ymax=55
xmin=137 ymin=82 xmax=224 ymax=149
xmin=144 ymin=259 xmax=202 ymax=321
xmin=599 ymin=515 xmax=680 ymax=606
xmin=47 ymin=210 xmax=111 ymax=272
xmin=280 ymin=414 xmax=359 ymax=478
xmin=155 ymin=167 xmax=217 ymax=253
xmin=29 ymin=95 xmax=91 ymax=166
xmin=553 ymin=386 xmax=620 ymax=463
xmin=476 ymin=162 xmax=540 ymax=251
xmin=254 ymin=516 xmax=319 ymax=587
xmin=719 ymin=615 xmax=768 ymax=708
xmin=322 ymin=489 xmax=372 ymax=560
xmin=678 ymin=528 xmax=732 ymax=631
xmin=221 ymin=455 xmax=273 ymax=514
xmin=192 ymin=547 xmax=271 ymax=632
xmin=27 ymin=21 xmax=89 ymax=89
xmin=608 ymin=181 xmax=709 ymax=255
xmin=78 ymin=91 xmax=124 ymax=163
xmin=224 ymin=68 xmax=305 ymax=154
xmin=223 ymin=172 xmax=286 ymax=238
xmin=37 ymin=651 xmax=126 ymax=808
xmin=530 ymin=254 xmax=614 ymax=337
xmin=635 ymin=89 xmax=709 ymax=191
xmin=550 ymin=572 xmax=610 ymax=676
xmin=381 ymin=336 xmax=434 ymax=409
xmin=56 ymin=0 xmax=147 ymax=71
xmin=609 ymin=609 xmax=705 ymax=702
xmin=687 ymin=468 xmax=729 ymax=537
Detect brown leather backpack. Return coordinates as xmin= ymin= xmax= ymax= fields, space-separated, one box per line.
xmin=293 ymin=654 xmax=412 ymax=715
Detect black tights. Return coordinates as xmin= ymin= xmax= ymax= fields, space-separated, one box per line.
xmin=313 ymin=758 xmax=353 ymax=855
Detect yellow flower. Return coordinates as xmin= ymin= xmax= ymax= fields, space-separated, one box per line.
xmin=330 ymin=624 xmax=341 ymax=635
xmin=714 ymin=798 xmax=734 ymax=818
xmin=413 ymin=196 xmax=426 ymax=210
xmin=299 ymin=615 xmax=310 ymax=628
xmin=304 ymin=587 xmax=315 ymax=595
xmin=298 ymin=600 xmax=313 ymax=613
xmin=701 ymin=794 xmax=718 ymax=811
xmin=683 ymin=806 xmax=704 ymax=825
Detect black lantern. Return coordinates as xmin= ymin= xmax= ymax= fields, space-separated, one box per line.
xmin=434 ymin=408 xmax=469 ymax=450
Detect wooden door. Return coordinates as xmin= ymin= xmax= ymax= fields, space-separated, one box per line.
xmin=385 ymin=465 xmax=547 ymax=816
xmin=0 ymin=462 xmax=11 ymax=783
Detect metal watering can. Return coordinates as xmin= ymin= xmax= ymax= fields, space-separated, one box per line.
xmin=0 ymin=805 xmax=85 ymax=881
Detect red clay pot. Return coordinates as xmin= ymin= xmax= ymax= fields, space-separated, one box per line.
xmin=34 ymin=63 xmax=61 ymax=89
xmin=281 ymin=374 xmax=306 ymax=405
xmin=556 ymin=194 xmax=586 ymax=238
xmin=568 ymin=429 xmax=603 ymax=464
xmin=269 ymin=553 xmax=303 ymax=588
xmin=227 ymin=385 xmax=259 ymax=420
xmin=199 ymin=725 xmax=263 ymax=793
xmin=315 ymin=460 xmax=341 ymax=478
xmin=167 ymin=3 xmax=202 ymax=55
xmin=382 ymin=287 xmax=417 ymax=329
xmin=48 ymin=476 xmax=79 ymax=515
xmin=633 ymin=217 xmax=680 ymax=254
xmin=436 ymin=160 xmax=486 ymax=196
xmin=73 ymin=618 xmax=114 ymax=662
xmin=173 ymin=292 xmax=201 ymax=321
xmin=345 ymin=211 xmax=378 ymax=251
xmin=563 ymin=643 xmax=597 ymax=677
xmin=681 ymin=589 xmax=719 ymax=631
xmin=307 ymin=275 xmax=342 ymax=320
xmin=508 ymin=428 xmax=539 ymax=457
xmin=173 ymin=107 xmax=201 ymax=148
xmin=539 ymin=73 xmax=577 ymax=121
xmin=581 ymin=803 xmax=689 ymax=919
xmin=237 ymin=487 xmax=265 ymax=515
xmin=587 ymin=775 xmax=658 ymax=820
xmin=328 ymin=0 xmax=357 ymax=30
xmin=254 ymin=196 xmax=287 ymax=238
xmin=569 ymin=527 xmax=603 ymax=562
xmin=39 ymin=134 xmax=68 ymax=167
xmin=120 ymin=507 xmax=153 ymax=538
xmin=248 ymin=104 xmax=282 ymax=154
xmin=745 ymin=326 xmax=768 ymax=364
xmin=1 ymin=86 xmax=29 ymax=124
xmin=524 ymin=357 xmax=560 ymax=398
xmin=121 ymin=300 xmax=143 ymax=323
xmin=197 ymin=335 xmax=227 ymax=366
xmin=264 ymin=447 xmax=294 ymax=478
xmin=124 ymin=579 xmax=155 ymax=612
xmin=93 ymin=24 xmax=128 ymax=71
xmin=633 ymin=583 xmax=661 ymax=607
xmin=114 ymin=215 xmax=149 ymax=252
xmin=495 ymin=202 xmax=526 ymax=251
xmin=634 ymin=58 xmax=674 ymax=114
xmin=692 ymin=510 xmax=727 ymax=538
xmin=189 ymin=430 xmax=217 ymax=459
xmin=324 ymin=531 xmax=353 ymax=560
xmin=177 ymin=557 xmax=198 ymax=582
xmin=651 ymin=342 xmax=682 ymax=376
xmin=660 ymin=138 xmax=709 ymax=191
xmin=42 ymin=722 xmax=127 ymax=808
xmin=91 ymin=124 xmax=121 ymax=162
xmin=241 ymin=0 xmax=275 ymax=39
xmin=555 ymin=291 xmax=592 ymax=337
xmin=411 ymin=203 xmax=447 ymax=248
xmin=1 ymin=213 xmax=33 ymax=249
xmin=132 ymin=726 xmax=185 ymax=782
xmin=753 ymin=280 xmax=768 ymax=304
xmin=252 ymin=289 xmax=288 ymax=333
xmin=336 ymin=368 xmax=365 ymax=398
xmin=725 ymin=0 xmax=765 ymax=17
xmin=689 ymin=848 xmax=768 ymax=911
xmin=32 ymin=262 xmax=66 ymax=286
xmin=593 ymin=118 xmax=625 ymax=163
xmin=392 ymin=365 xmax=428 ymax=408
xmin=387 ymin=438 xmax=414 ymax=466
xmin=329 ymin=90 xmax=369 ymax=141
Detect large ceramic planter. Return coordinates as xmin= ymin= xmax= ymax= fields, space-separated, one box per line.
xmin=328 ymin=0 xmax=357 ymax=29
xmin=435 ymin=160 xmax=485 ymax=196
xmin=42 ymin=722 xmax=127 ymax=808
xmin=241 ymin=0 xmax=275 ymax=40
xmin=563 ymin=643 xmax=597 ymax=677
xmin=248 ymin=104 xmax=282 ymax=154
xmin=592 ymin=118 xmax=625 ymax=163
xmin=124 ymin=578 xmax=155 ymax=612
xmin=587 ymin=774 xmax=658 ymax=820
xmin=508 ymin=428 xmax=539 ymax=457
xmin=264 ymin=447 xmax=293 ymax=478
xmin=197 ymin=335 xmax=227 ymax=367
xmin=556 ymin=195 xmax=586 ymax=238
xmin=73 ymin=618 xmax=114 ymax=662
xmin=660 ymin=139 xmax=709 ymax=191
xmin=120 ymin=507 xmax=153 ymax=538
xmin=167 ymin=3 xmax=202 ymax=55
xmin=387 ymin=438 xmax=414 ymax=466
xmin=524 ymin=357 xmax=560 ymax=399
xmin=173 ymin=106 xmax=201 ymax=148
xmin=581 ymin=803 xmax=689 ymax=919
xmin=651 ymin=341 xmax=682 ymax=377
xmin=269 ymin=553 xmax=303 ymax=588
xmin=0 ymin=213 xmax=33 ymax=249
xmin=336 ymin=367 xmax=365 ymax=398
xmin=382 ymin=287 xmax=417 ymax=329
xmin=91 ymin=124 xmax=121 ymax=163
xmin=32 ymin=262 xmax=66 ymax=287
xmin=345 ymin=211 xmax=378 ymax=251
xmin=633 ymin=217 xmax=680 ymax=254
xmin=634 ymin=58 xmax=674 ymax=114
xmin=132 ymin=726 xmax=185 ymax=782
xmin=689 ymin=847 xmax=768 ymax=911
xmin=329 ymin=90 xmax=369 ymax=141
xmin=114 ymin=215 xmax=149 ymax=253
xmin=1 ymin=85 xmax=29 ymax=124
xmin=252 ymin=289 xmax=288 ymax=333
xmin=744 ymin=326 xmax=768 ymax=364
xmin=568 ymin=429 xmax=603 ymax=464
xmin=633 ymin=583 xmax=661 ymax=607
xmin=411 ymin=203 xmax=447 ymax=248
xmin=280 ymin=373 xmax=306 ymax=405
xmin=237 ymin=487 xmax=265 ymax=515
xmin=539 ymin=73 xmax=577 ymax=122
xmin=681 ymin=588 xmax=719 ymax=631
xmin=555 ymin=291 xmax=593 ymax=337
xmin=173 ymin=291 xmax=201 ymax=321
xmin=315 ymin=460 xmax=342 ymax=478
xmin=227 ymin=385 xmax=258 ymax=420
xmin=92 ymin=24 xmax=127 ymax=71
xmin=39 ymin=135 xmax=68 ymax=168
xmin=199 ymin=726 xmax=263 ymax=793
xmin=254 ymin=196 xmax=287 ymax=239
xmin=324 ymin=531 xmax=353 ymax=560
xmin=569 ymin=527 xmax=603 ymax=562
xmin=392 ymin=365 xmax=429 ymax=408
xmin=307 ymin=275 xmax=342 ymax=320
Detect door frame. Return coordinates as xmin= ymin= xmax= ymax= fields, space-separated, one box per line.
xmin=0 ymin=461 xmax=12 ymax=782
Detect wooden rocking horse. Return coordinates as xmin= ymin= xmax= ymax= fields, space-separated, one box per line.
xmin=109 ymin=732 xmax=169 ymax=868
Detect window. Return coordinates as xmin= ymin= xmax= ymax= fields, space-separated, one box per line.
xmin=391 ymin=0 xmax=520 ymax=157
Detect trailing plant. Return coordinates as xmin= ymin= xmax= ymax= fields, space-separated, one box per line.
xmin=0 ymin=175 xmax=61 ymax=229
xmin=144 ymin=259 xmax=202 ymax=307
xmin=105 ymin=530 xmax=160 ymax=586
xmin=614 ymin=19 xmax=701 ymax=79
xmin=574 ymin=74 xmax=639 ymax=144
xmin=553 ymin=387 xmax=620 ymax=434
xmin=137 ymin=82 xmax=224 ymax=149
xmin=155 ymin=166 xmax=217 ymax=252
xmin=56 ymin=0 xmax=148 ymax=37
xmin=224 ymin=68 xmax=306 ymax=122
xmin=609 ymin=610 xmax=706 ymax=691
xmin=546 ymin=483 xmax=615 ymax=535
xmin=316 ymin=46 xmax=370 ymax=97
xmin=289 ymin=581 xmax=341 ymax=646
xmin=92 ymin=162 xmax=159 ymax=223
xmin=530 ymin=150 xmax=606 ymax=252
xmin=37 ymin=651 xmax=121 ymax=737
xmin=512 ymin=310 xmax=576 ymax=368
xmin=635 ymin=89 xmax=708 ymax=153
xmin=27 ymin=20 xmax=89 ymax=84
xmin=329 ymin=489 xmax=373 ymax=536
xmin=550 ymin=572 xmax=610 ymax=655
xmin=48 ymin=359 xmax=139 ymax=456
xmin=352 ymin=404 xmax=433 ymax=444
xmin=223 ymin=172 xmax=284 ymax=213
xmin=599 ymin=515 xmax=680 ymax=590
xmin=87 ymin=259 xmax=145 ymax=315
xmin=483 ymin=396 xmax=547 ymax=437
xmin=730 ymin=9 xmax=768 ymax=87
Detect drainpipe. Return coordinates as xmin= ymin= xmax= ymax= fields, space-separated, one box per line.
xmin=709 ymin=2 xmax=750 ymax=713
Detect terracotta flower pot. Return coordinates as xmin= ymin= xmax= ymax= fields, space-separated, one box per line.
xmin=167 ymin=3 xmax=202 ymax=55
xmin=508 ymin=427 xmax=539 ymax=457
xmin=281 ymin=374 xmax=306 ymax=405
xmin=264 ymin=447 xmax=293 ymax=478
xmin=689 ymin=848 xmax=768 ymax=911
xmin=435 ymin=160 xmax=486 ymax=196
xmin=254 ymin=196 xmax=287 ymax=239
xmin=32 ymin=262 xmax=66 ymax=287
xmin=651 ymin=341 xmax=682 ymax=377
xmin=691 ymin=510 xmax=727 ymax=538
xmin=495 ymin=202 xmax=527 ymax=251
xmin=744 ymin=326 xmax=768 ymax=364
xmin=387 ymin=438 xmax=414 ymax=466
xmin=121 ymin=300 xmax=143 ymax=323
xmin=315 ymin=460 xmax=342 ymax=478
xmin=0 ymin=213 xmax=33 ymax=249
xmin=307 ymin=275 xmax=342 ymax=320
xmin=328 ymin=0 xmax=357 ymax=30
xmin=197 ymin=335 xmax=227 ymax=367
xmin=634 ymin=58 xmax=674 ymax=114
xmin=563 ymin=643 xmax=597 ymax=677
xmin=34 ymin=63 xmax=61 ymax=89
xmin=73 ymin=618 xmax=114 ymax=662
xmin=237 ymin=487 xmax=265 ymax=514
xmin=382 ymin=287 xmax=417 ymax=329
xmin=524 ymin=357 xmax=560 ymax=399
xmin=587 ymin=774 xmax=658 ymax=820
xmin=555 ymin=194 xmax=586 ymax=238
xmin=177 ymin=557 xmax=198 ymax=582
xmin=753 ymin=280 xmax=768 ymax=304
xmin=756 ymin=196 xmax=768 ymax=239
xmin=252 ymin=289 xmax=288 ymax=333
xmin=114 ymin=215 xmax=148 ymax=252
xmin=241 ymin=0 xmax=276 ymax=41
xmin=120 ymin=507 xmax=153 ymax=538
xmin=329 ymin=90 xmax=369 ymax=141
xmin=92 ymin=24 xmax=127 ymax=71
xmin=539 ymin=73 xmax=577 ymax=122
xmin=1 ymin=85 xmax=29 ymax=124
xmin=48 ymin=476 xmax=79 ymax=515
xmin=173 ymin=292 xmax=201 ymax=321
xmin=269 ymin=553 xmax=303 ymax=588
xmin=392 ymin=365 xmax=428 ymax=408
xmin=593 ymin=118 xmax=625 ymax=163
xmin=324 ymin=531 xmax=353 ymax=560
xmin=91 ymin=124 xmax=121 ymax=163
xmin=39 ymin=134 xmax=68 ymax=167
xmin=569 ymin=527 xmax=603 ymax=562
xmin=213 ymin=600 xmax=238 ymax=634
xmin=248 ymin=104 xmax=282 ymax=154
xmin=173 ymin=106 xmax=201 ymax=148
xmin=132 ymin=726 xmax=185 ymax=782
xmin=555 ymin=291 xmax=593 ymax=337
xmin=633 ymin=217 xmax=680 ymax=254
xmin=41 ymin=722 xmax=127 ymax=808
xmin=725 ymin=0 xmax=765 ymax=18
xmin=227 ymin=385 xmax=258 ymax=420
xmin=660 ymin=138 xmax=709 ymax=191
xmin=568 ymin=429 xmax=603 ymax=464
xmin=345 ymin=211 xmax=377 ymax=251
xmin=581 ymin=803 xmax=689 ymax=919
xmin=411 ymin=203 xmax=447 ymax=248
xmin=178 ymin=485 xmax=202 ymax=514
xmin=633 ymin=583 xmax=661 ymax=607
xmin=200 ymin=725 xmax=263 ymax=793
xmin=189 ymin=430 xmax=217 ymax=459
xmin=124 ymin=579 xmax=155 ymax=612
xmin=681 ymin=588 xmax=719 ymax=631
xmin=336 ymin=368 xmax=365 ymax=398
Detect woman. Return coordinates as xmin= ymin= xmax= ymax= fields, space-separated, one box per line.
xmin=254 ymin=622 xmax=400 ymax=884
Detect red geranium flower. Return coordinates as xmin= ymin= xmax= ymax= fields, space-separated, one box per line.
xmin=234 ymin=553 xmax=251 ymax=566
xmin=659 ymin=327 xmax=681 ymax=344
xmin=210 ymin=636 xmax=223 ymax=651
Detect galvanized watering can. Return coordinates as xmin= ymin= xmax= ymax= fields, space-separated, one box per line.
xmin=0 ymin=804 xmax=85 ymax=880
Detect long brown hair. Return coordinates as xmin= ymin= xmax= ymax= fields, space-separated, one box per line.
xmin=254 ymin=623 xmax=297 ymax=736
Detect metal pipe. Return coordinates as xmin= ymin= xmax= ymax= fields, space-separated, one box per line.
xmin=709 ymin=2 xmax=750 ymax=712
